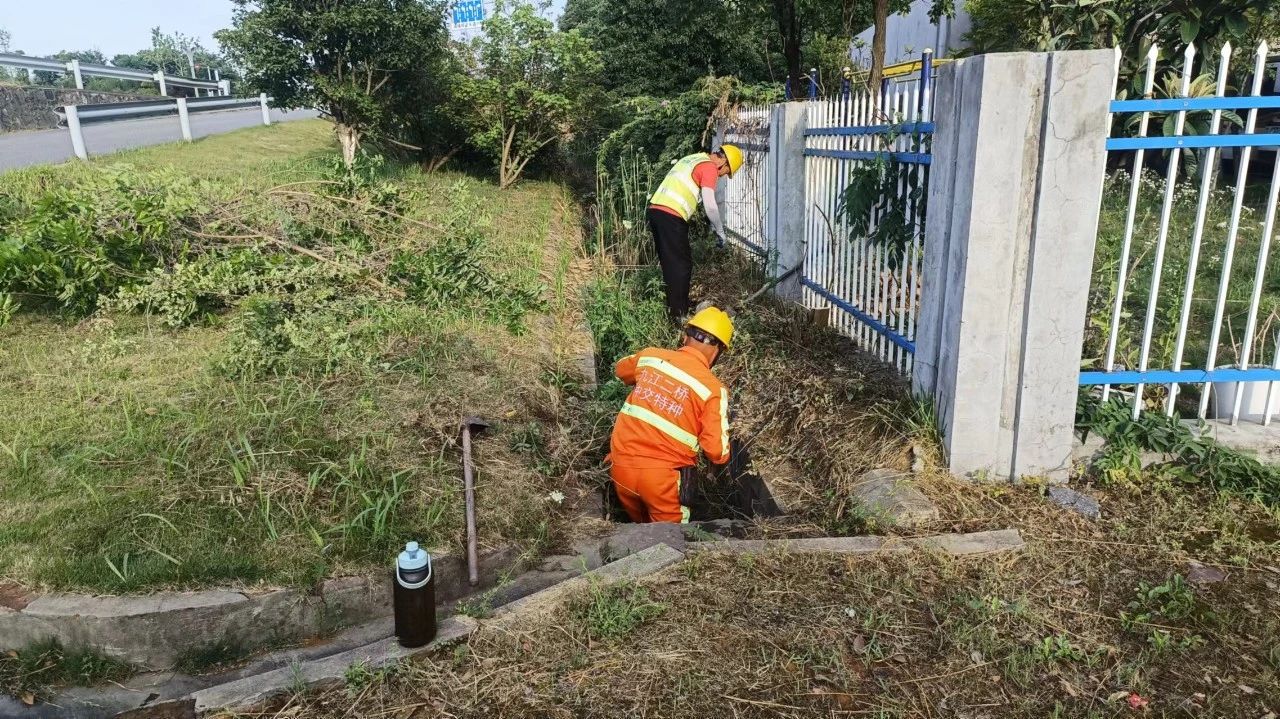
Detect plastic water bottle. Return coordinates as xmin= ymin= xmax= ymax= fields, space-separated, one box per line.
xmin=393 ymin=541 xmax=436 ymax=648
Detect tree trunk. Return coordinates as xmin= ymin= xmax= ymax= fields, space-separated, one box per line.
xmin=336 ymin=123 xmax=360 ymax=169
xmin=868 ymin=0 xmax=889 ymax=108
xmin=773 ymin=0 xmax=802 ymax=97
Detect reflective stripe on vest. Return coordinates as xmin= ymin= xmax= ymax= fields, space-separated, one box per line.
xmin=649 ymin=153 xmax=710 ymax=221
xmin=619 ymin=402 xmax=699 ymax=451
xmin=637 ymin=356 xmax=712 ymax=401
xmin=718 ymin=387 xmax=729 ymax=458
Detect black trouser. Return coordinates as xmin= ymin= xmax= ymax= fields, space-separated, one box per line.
xmin=647 ymin=207 xmax=692 ymax=320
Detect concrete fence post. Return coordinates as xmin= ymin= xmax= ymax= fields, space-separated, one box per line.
xmin=218 ymin=79 xmax=230 ymax=97
xmin=154 ymin=71 xmax=168 ymax=96
xmin=259 ymin=93 xmax=272 ymax=125
xmin=912 ymin=49 xmax=1115 ymax=482
xmin=64 ymin=105 xmax=88 ymax=161
xmin=176 ymin=97 xmax=192 ymax=141
xmin=68 ymin=59 xmax=84 ymax=90
xmin=767 ymin=102 xmax=807 ymax=300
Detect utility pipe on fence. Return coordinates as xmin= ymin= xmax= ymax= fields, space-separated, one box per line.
xmin=260 ymin=93 xmax=271 ymax=126
xmin=64 ymin=105 xmax=87 ymax=161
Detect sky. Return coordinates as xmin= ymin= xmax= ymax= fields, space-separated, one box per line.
xmin=0 ymin=0 xmax=235 ymax=58
xmin=0 ymin=0 xmax=567 ymax=59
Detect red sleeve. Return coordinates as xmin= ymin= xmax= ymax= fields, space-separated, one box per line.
xmin=691 ymin=161 xmax=719 ymax=190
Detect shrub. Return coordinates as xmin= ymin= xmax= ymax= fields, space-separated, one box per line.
xmin=0 ymin=166 xmax=203 ymax=315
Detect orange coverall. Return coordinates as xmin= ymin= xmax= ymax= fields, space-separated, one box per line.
xmin=608 ymin=346 xmax=730 ymax=523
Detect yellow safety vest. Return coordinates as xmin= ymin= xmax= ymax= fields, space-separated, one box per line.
xmin=649 ymin=153 xmax=711 ymax=221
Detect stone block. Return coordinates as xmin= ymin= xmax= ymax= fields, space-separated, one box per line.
xmin=689 ymin=530 xmax=1025 ymax=558
xmin=849 ymin=469 xmax=939 ymax=527
xmin=1047 ymin=486 xmax=1101 ymax=520
xmin=909 ymin=529 xmax=1025 ymax=555
xmin=599 ymin=523 xmax=686 ymax=563
xmin=690 ymin=536 xmax=906 ymax=555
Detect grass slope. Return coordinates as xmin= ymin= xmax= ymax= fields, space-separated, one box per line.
xmin=0 ymin=120 xmax=593 ymax=593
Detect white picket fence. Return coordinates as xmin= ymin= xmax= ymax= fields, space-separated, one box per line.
xmin=1083 ymin=42 xmax=1280 ymax=426
xmin=721 ymin=56 xmax=935 ymax=376
xmin=800 ymin=68 xmax=932 ymax=375
xmin=721 ymin=103 xmax=773 ymax=260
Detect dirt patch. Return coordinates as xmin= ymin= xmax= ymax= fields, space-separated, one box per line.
xmin=0 ymin=582 xmax=32 ymax=611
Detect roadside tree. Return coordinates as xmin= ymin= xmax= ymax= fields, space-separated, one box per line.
xmin=461 ymin=2 xmax=603 ymax=188
xmin=217 ymin=0 xmax=450 ymax=167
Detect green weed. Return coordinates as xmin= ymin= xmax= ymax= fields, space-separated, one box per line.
xmin=0 ymin=640 xmax=133 ymax=702
xmin=572 ymin=580 xmax=667 ymax=641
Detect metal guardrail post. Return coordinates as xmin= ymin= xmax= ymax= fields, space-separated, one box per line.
xmin=69 ymin=59 xmax=84 ymax=89
xmin=177 ymin=98 xmax=192 ymax=141
xmin=154 ymin=71 xmax=168 ymax=96
xmin=65 ymin=105 xmax=88 ymax=160
xmin=260 ymin=93 xmax=271 ymax=125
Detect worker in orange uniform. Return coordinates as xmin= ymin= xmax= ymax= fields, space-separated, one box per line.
xmin=647 ymin=145 xmax=744 ymax=320
xmin=608 ymin=306 xmax=734 ymax=523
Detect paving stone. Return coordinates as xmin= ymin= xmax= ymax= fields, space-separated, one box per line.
xmin=850 ymin=468 xmax=939 ymax=527
xmin=1047 ymin=486 xmax=1101 ymax=520
xmin=909 ymin=529 xmax=1025 ymax=555
xmin=690 ymin=536 xmax=906 ymax=555
xmin=113 ymin=698 xmax=197 ymax=719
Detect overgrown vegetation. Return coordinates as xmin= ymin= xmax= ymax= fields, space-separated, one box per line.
xmin=0 ymin=121 xmax=590 ymax=592
xmin=1079 ymin=395 xmax=1280 ymax=505
xmin=570 ymin=580 xmax=667 ymax=640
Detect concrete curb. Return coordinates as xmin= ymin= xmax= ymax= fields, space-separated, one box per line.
xmin=487 ymin=543 xmax=686 ymax=629
xmin=0 ymin=547 xmax=520 ymax=670
xmin=177 ymin=544 xmax=686 ymax=716
xmin=687 ymin=529 xmax=1025 ymax=556
xmin=187 ymin=616 xmax=478 ymax=714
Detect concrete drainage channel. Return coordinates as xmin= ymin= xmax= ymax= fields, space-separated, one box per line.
xmin=0 ymin=519 xmax=1026 ymax=718
xmin=0 ymin=466 xmax=954 ymax=717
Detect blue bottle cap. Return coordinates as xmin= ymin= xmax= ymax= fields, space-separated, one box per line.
xmin=398 ymin=541 xmax=428 ymax=571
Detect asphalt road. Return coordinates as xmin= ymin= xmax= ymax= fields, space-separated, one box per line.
xmin=0 ymin=107 xmax=321 ymax=173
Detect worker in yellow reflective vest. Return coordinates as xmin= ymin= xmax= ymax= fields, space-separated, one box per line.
xmin=647 ymin=145 xmax=744 ymax=320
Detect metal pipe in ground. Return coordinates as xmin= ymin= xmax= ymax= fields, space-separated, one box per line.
xmin=460 ymin=416 xmax=489 ymax=586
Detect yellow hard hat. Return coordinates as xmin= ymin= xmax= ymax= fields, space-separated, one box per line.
xmin=719 ymin=144 xmax=744 ymax=177
xmin=687 ymin=306 xmax=734 ymax=349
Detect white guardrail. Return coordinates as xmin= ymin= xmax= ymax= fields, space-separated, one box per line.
xmin=0 ymin=51 xmax=228 ymax=95
xmin=61 ymin=94 xmax=276 ymax=161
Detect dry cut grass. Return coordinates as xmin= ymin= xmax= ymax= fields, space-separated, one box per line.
xmin=232 ymin=476 xmax=1280 ymax=719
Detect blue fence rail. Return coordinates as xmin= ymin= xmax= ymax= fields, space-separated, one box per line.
xmin=798 ymin=51 xmax=935 ymax=375
xmin=1085 ymin=42 xmax=1280 ymax=426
